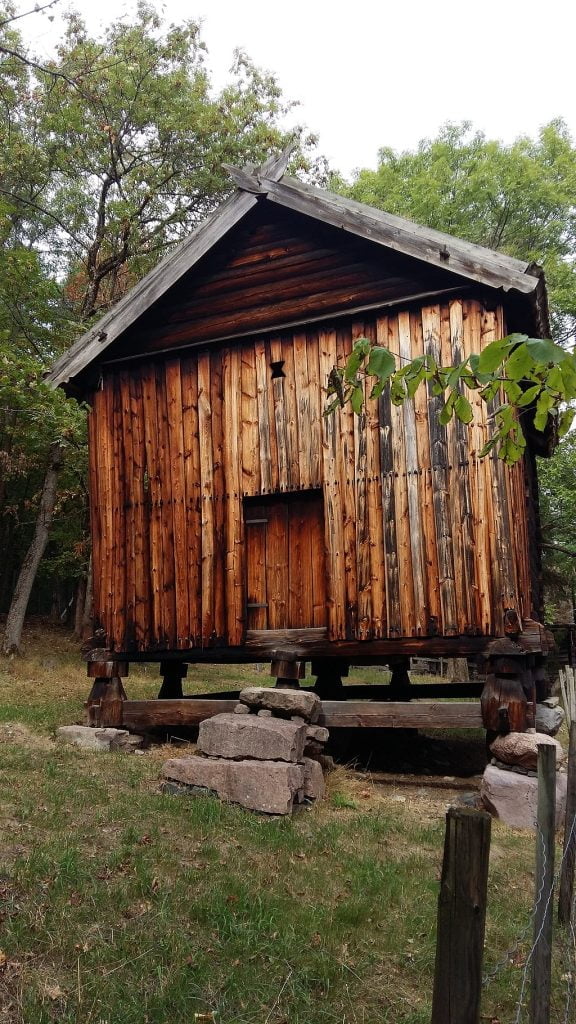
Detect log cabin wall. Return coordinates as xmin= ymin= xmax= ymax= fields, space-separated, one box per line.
xmin=88 ymin=296 xmax=532 ymax=654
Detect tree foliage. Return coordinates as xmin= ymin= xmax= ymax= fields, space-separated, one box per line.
xmin=0 ymin=1 xmax=316 ymax=626
xmin=537 ymin=434 xmax=576 ymax=619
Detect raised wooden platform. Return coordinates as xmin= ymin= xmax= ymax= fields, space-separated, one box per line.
xmin=118 ymin=698 xmax=483 ymax=732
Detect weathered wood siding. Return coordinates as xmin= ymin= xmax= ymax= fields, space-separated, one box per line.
xmin=89 ymin=298 xmax=532 ymax=652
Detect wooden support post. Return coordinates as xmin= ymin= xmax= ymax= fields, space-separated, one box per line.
xmin=530 ymin=743 xmax=556 ymax=1024
xmin=481 ymin=639 xmax=528 ymax=733
xmin=431 ymin=807 xmax=491 ymax=1024
xmin=85 ymin=661 xmax=128 ymax=727
xmin=158 ymin=661 xmax=188 ymax=699
xmin=558 ymin=719 xmax=576 ymax=927
xmin=389 ymin=656 xmax=411 ymax=697
xmin=270 ymin=649 xmax=306 ymax=688
xmin=311 ymin=658 xmax=348 ymax=698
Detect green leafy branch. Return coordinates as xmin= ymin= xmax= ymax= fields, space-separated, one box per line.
xmin=326 ymin=334 xmax=576 ymax=464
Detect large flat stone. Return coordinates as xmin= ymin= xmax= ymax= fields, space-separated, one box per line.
xmin=481 ymin=764 xmax=567 ymax=829
xmin=197 ymin=713 xmax=307 ymax=762
xmin=238 ymin=687 xmax=320 ymax=722
xmin=162 ymin=756 xmax=305 ymax=814
xmin=490 ymin=731 xmax=565 ymax=771
xmin=56 ymin=725 xmax=143 ymax=752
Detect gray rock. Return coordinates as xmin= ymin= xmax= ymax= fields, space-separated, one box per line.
xmin=302 ymin=757 xmax=325 ymax=800
xmin=257 ymin=709 xmax=273 ymax=717
xmin=306 ymin=725 xmax=329 ymax=744
xmin=162 ymin=755 xmax=305 ymax=814
xmin=535 ymin=703 xmax=565 ymax=736
xmin=543 ymin=696 xmax=559 ymax=708
xmin=490 ymin=731 xmax=565 ymax=771
xmin=56 ymin=725 xmax=143 ymax=752
xmin=233 ymin=703 xmax=251 ymax=715
xmin=197 ymin=713 xmax=307 ymax=763
xmin=481 ymin=764 xmax=567 ymax=829
xmin=239 ymin=686 xmax=320 ymax=722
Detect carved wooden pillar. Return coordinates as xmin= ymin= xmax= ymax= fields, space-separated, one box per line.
xmin=85 ymin=660 xmax=128 ymax=727
xmin=480 ymin=639 xmax=532 ymax=734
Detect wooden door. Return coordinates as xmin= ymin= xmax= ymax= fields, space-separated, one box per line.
xmin=244 ymin=493 xmax=327 ymax=630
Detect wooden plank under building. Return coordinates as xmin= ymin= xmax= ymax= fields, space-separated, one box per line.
xmin=120 ymin=698 xmax=483 ymax=731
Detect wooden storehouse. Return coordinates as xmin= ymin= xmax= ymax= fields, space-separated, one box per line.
xmin=49 ymin=150 xmax=553 ymax=734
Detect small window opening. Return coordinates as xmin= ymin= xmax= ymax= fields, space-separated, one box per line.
xmin=270 ymin=360 xmax=286 ymax=380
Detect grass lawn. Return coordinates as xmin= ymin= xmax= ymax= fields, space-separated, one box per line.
xmin=0 ymin=621 xmax=571 ymax=1023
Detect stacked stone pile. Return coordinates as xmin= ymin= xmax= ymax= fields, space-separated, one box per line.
xmin=162 ymin=686 xmax=329 ymax=815
xmin=480 ymin=728 xmax=567 ymax=829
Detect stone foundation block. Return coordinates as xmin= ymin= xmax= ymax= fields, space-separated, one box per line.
xmin=535 ymin=704 xmax=565 ymax=736
xmin=239 ymin=686 xmax=320 ymax=722
xmin=198 ymin=713 xmax=307 ymax=762
xmin=162 ymin=756 xmax=305 ymax=815
xmin=302 ymin=757 xmax=326 ymax=800
xmin=481 ymin=764 xmax=567 ymax=829
xmin=489 ymin=731 xmax=565 ymax=771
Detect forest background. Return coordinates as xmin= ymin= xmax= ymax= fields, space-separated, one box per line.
xmin=1 ymin=0 xmax=575 ymax=652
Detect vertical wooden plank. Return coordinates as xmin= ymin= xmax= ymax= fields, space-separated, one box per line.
xmin=198 ymin=352 xmax=215 ymax=640
xmin=281 ymin=334 xmax=299 ymax=490
xmin=267 ymin=501 xmax=288 ymax=628
xmin=352 ymin=319 xmax=372 ymax=640
xmin=376 ymin=316 xmax=401 ymax=637
xmin=254 ymin=339 xmax=273 ymax=495
xmin=87 ymin=396 xmax=104 ymax=634
xmin=141 ymin=365 xmax=164 ymax=646
xmin=422 ymin=304 xmax=458 ymax=636
xmin=449 ymin=299 xmax=479 ymax=632
xmin=210 ymin=350 xmax=226 ymax=641
xmin=399 ymin=309 xmax=426 ymax=635
xmin=289 ymin=499 xmax=309 ymax=627
xmin=387 ymin=313 xmax=415 ymax=636
xmin=264 ymin=339 xmax=280 ymax=493
xmin=462 ymin=300 xmax=492 ymax=634
xmin=336 ymin=324 xmax=358 ymax=638
xmin=165 ymin=358 xmax=190 ymax=648
xmin=222 ymin=346 xmax=244 ymax=645
xmin=245 ymin=511 xmax=267 ymax=630
xmin=98 ymin=382 xmax=115 ymax=646
xmin=119 ymin=371 xmax=136 ymax=648
xmin=306 ymin=330 xmax=323 ymax=487
xmin=241 ymin=342 xmax=260 ymax=496
xmin=270 ymin=336 xmax=290 ymax=491
xmin=364 ymin=319 xmax=386 ymax=638
xmin=129 ymin=371 xmax=151 ymax=648
xmin=293 ymin=332 xmax=312 ymax=490
xmin=181 ymin=358 xmax=202 ymax=644
xmin=156 ymin=364 xmax=176 ymax=647
xmin=319 ymin=328 xmax=346 ymax=640
xmin=310 ymin=494 xmax=328 ymax=627
xmin=411 ymin=311 xmax=441 ymax=632
xmin=111 ymin=377 xmax=127 ymax=650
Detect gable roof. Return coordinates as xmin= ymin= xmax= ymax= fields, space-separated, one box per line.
xmin=48 ymin=147 xmax=549 ymax=391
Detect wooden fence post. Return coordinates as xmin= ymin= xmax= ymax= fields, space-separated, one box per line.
xmin=558 ymin=720 xmax=576 ymax=927
xmin=530 ymin=743 xmax=556 ymax=1024
xmin=431 ymin=807 xmax=491 ymax=1024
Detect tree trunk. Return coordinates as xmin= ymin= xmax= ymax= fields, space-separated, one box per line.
xmin=73 ymin=575 xmax=87 ymax=637
xmin=3 ymin=442 xmax=65 ymax=655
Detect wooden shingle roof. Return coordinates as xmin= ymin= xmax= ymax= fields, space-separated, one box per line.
xmin=48 ymin=148 xmax=549 ymax=390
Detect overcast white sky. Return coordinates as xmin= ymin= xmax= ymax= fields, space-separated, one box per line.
xmin=20 ymin=0 xmax=576 ymax=177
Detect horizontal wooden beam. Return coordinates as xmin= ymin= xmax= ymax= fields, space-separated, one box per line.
xmin=120 ymin=698 xmax=483 ymax=731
